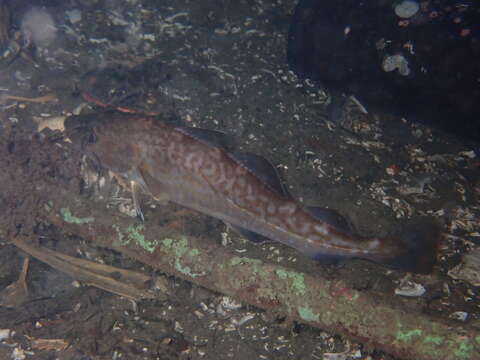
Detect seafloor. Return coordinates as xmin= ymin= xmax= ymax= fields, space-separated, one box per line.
xmin=0 ymin=1 xmax=478 ymax=359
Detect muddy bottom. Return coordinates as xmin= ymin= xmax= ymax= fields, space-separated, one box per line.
xmin=0 ymin=0 xmax=478 ymax=359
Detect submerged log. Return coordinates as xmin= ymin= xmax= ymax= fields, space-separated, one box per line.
xmin=45 ymin=198 xmax=479 ymax=360
xmin=1 ymin=133 xmax=479 ymax=360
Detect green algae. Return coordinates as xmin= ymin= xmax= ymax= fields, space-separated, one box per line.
xmin=275 ymin=269 xmax=306 ymax=296
xmin=160 ymin=237 xmax=205 ymax=278
xmin=298 ymin=305 xmax=320 ymax=322
xmin=397 ymin=329 xmax=422 ymax=342
xmin=112 ymin=223 xmax=158 ymax=253
xmin=453 ymin=339 xmax=474 ymax=359
xmin=61 ymin=208 xmax=94 ymax=224
xmin=230 ymin=256 xmax=263 ymax=266
xmin=395 ymin=330 xmax=475 ymax=359
xmin=424 ymin=336 xmax=443 ymax=346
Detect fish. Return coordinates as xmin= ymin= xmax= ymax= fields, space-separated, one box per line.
xmin=65 ymin=111 xmax=439 ymax=274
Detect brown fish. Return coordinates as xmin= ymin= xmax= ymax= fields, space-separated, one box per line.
xmin=65 ymin=112 xmax=439 ymax=273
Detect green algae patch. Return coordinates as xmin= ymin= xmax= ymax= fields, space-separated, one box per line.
xmin=160 ymin=237 xmax=205 ymax=278
xmin=161 ymin=238 xmax=173 ymax=247
xmin=229 ymin=257 xmax=270 ymax=280
xmin=230 ymin=256 xmax=263 ymax=266
xmin=396 ymin=329 xmax=476 ymax=359
xmin=275 ymin=269 xmax=306 ymax=296
xmin=189 ymin=248 xmax=200 ymax=257
xmin=476 ymin=335 xmax=480 ymax=344
xmin=397 ymin=329 xmax=422 ymax=342
xmin=61 ymin=208 xmax=94 ymax=224
xmin=112 ymin=224 xmax=158 ymax=253
xmin=128 ymin=224 xmax=158 ymax=252
xmin=298 ymin=305 xmax=320 ymax=322
xmin=453 ymin=339 xmax=474 ymax=359
xmin=424 ymin=336 xmax=443 ymax=346
xmin=229 ymin=256 xmax=281 ymax=304
xmin=421 ymin=335 xmax=445 ymax=357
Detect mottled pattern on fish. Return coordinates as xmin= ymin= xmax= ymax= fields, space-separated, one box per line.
xmin=66 ymin=112 xmax=438 ymax=273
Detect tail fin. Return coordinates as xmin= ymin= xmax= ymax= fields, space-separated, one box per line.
xmin=386 ymin=219 xmax=441 ymax=274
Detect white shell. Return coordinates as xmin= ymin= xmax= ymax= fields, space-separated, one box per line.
xmin=395 ymin=281 xmax=426 ymax=297
xmin=394 ymin=1 xmax=420 ymax=19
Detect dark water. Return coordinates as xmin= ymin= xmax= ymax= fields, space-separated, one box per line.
xmin=288 ymin=0 xmax=480 ymax=143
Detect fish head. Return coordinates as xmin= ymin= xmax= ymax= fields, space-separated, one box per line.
xmin=65 ymin=112 xmax=141 ymax=176
xmin=65 ymin=113 xmax=101 ymax=150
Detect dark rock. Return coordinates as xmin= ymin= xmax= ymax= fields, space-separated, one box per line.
xmin=288 ymin=0 xmax=480 ymax=142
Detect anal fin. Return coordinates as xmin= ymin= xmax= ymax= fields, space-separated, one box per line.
xmin=306 ymin=206 xmax=354 ymax=233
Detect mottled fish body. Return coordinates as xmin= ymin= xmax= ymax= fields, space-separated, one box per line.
xmin=66 ymin=112 xmax=438 ymax=273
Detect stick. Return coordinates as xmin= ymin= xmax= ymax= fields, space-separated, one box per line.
xmin=43 ymin=203 xmax=479 ymax=360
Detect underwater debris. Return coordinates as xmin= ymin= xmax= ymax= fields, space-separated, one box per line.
xmin=382 ymin=54 xmax=411 ymax=76
xmin=394 ymin=1 xmax=420 ymax=19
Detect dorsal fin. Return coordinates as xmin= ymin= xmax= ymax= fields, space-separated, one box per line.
xmin=176 ymin=126 xmax=231 ymax=150
xmin=231 ymin=152 xmax=290 ymax=198
xmin=306 ymin=206 xmax=354 ymax=233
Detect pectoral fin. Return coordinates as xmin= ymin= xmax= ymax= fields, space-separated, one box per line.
xmin=125 ymin=167 xmax=151 ymax=222
xmin=131 ymin=180 xmax=144 ymax=222
xmin=127 ymin=166 xmax=173 ymax=220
